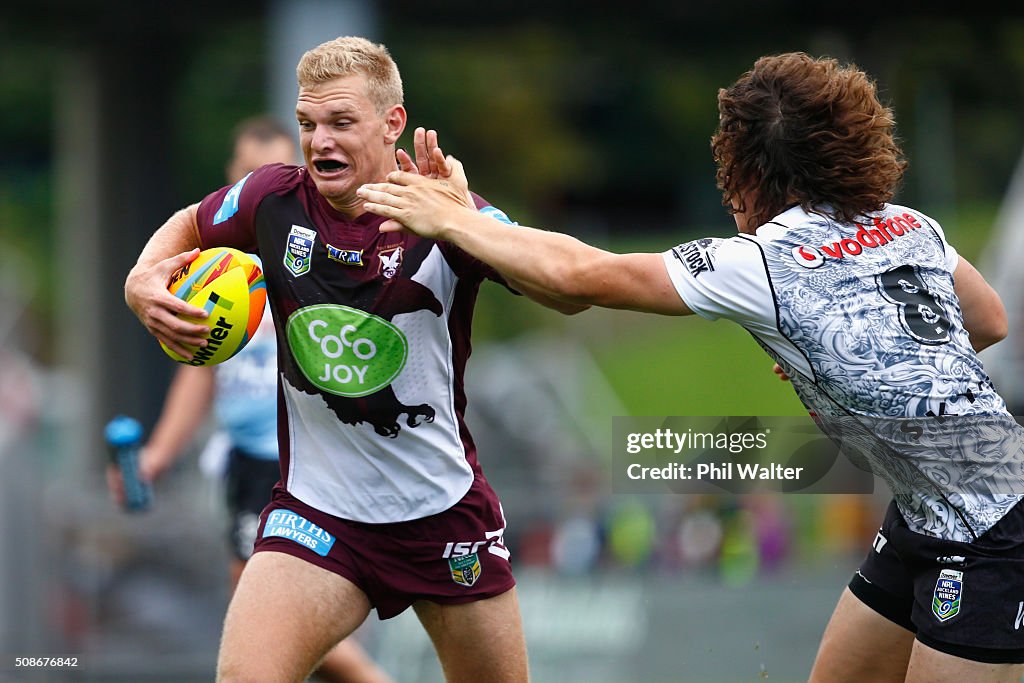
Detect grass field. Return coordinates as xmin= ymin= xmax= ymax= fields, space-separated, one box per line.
xmin=474 ymin=273 xmax=807 ymax=418
xmin=581 ymin=308 xmax=807 ymax=417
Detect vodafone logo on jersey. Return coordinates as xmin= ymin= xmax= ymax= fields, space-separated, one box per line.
xmin=792 ymin=245 xmax=825 ymax=268
xmin=793 ymin=212 xmax=923 ymax=269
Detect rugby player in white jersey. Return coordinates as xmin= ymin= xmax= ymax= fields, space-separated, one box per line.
xmin=359 ymin=53 xmax=1024 ymax=682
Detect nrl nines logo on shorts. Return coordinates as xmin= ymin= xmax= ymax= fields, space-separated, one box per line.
xmin=441 ymin=527 xmax=509 ymax=588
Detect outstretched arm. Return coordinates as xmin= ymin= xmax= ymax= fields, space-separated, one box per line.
xmin=358 ymin=160 xmax=691 ymax=316
xmin=395 ymin=130 xmax=588 ymax=315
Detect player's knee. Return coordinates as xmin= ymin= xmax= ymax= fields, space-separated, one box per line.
xmin=217 ymin=659 xmax=305 ymax=683
xmin=216 ymin=644 xmax=285 ymax=683
xmin=215 ymin=661 xmax=256 ymax=683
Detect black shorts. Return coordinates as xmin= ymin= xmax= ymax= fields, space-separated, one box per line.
xmin=850 ymin=498 xmax=1024 ymax=663
xmin=225 ymin=449 xmax=281 ymax=561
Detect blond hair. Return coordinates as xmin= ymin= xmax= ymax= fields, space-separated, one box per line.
xmin=296 ymin=36 xmax=403 ymax=114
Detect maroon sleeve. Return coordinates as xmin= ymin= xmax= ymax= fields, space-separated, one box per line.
xmin=437 ymin=192 xmax=515 ymax=288
xmin=194 ymin=163 xmax=300 ymax=253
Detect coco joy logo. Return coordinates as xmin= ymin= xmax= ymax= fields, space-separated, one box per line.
xmin=286 ymin=304 xmax=408 ymax=397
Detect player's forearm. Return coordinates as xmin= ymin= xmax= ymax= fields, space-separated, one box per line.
xmin=440 ymin=208 xmax=610 ymax=305
xmin=125 ymin=204 xmax=202 ymax=313
xmin=132 ymin=204 xmax=202 ymax=270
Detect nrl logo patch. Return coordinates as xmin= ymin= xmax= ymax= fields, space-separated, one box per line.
xmin=379 ymin=246 xmax=403 ymax=279
xmin=285 ymin=225 xmax=316 ymax=277
xmin=448 ymin=553 xmax=482 ymax=587
xmin=327 ymin=244 xmax=364 ymax=266
xmin=932 ymin=568 xmax=963 ymax=622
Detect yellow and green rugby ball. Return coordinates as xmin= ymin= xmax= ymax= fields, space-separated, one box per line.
xmin=161 ymin=247 xmax=267 ymax=366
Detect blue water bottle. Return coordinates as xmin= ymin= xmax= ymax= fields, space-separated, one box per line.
xmin=104 ymin=415 xmax=152 ymax=512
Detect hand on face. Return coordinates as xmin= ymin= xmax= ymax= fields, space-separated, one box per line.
xmin=357 ymin=154 xmax=475 ymax=239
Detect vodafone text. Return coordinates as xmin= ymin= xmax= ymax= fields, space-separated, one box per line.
xmin=793 ymin=212 xmax=923 ymax=268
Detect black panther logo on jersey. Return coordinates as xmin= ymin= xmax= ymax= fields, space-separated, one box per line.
xmin=320 ymin=262 xmax=441 ymax=438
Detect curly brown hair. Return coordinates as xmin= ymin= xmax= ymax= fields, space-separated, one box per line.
xmin=711 ymin=52 xmax=907 ymax=230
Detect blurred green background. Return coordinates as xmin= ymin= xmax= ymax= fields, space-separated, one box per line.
xmin=3 ymin=5 xmax=1020 ymax=369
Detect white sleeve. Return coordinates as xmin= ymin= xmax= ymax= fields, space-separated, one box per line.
xmin=914 ymin=210 xmax=960 ymax=272
xmin=660 ymin=236 xmax=777 ymax=328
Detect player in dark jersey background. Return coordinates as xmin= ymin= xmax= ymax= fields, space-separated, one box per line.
xmin=125 ymin=36 xmax=582 ymax=683
xmin=110 ymin=116 xmax=394 ymax=683
xmin=359 ymin=53 xmax=1024 ymax=682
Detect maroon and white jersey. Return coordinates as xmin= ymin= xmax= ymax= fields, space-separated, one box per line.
xmin=195 ymin=164 xmax=511 ymax=523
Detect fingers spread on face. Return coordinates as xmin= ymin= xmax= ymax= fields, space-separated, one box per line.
xmin=413 ymin=126 xmax=430 ymax=176
xmin=432 ymin=147 xmax=449 ymax=177
xmin=378 ymin=218 xmax=407 ymax=233
xmin=356 ymin=187 xmax=386 ymax=204
xmin=410 ymin=127 xmax=447 ymax=178
xmin=358 ymin=185 xmax=407 ymax=211
xmin=396 ymin=148 xmax=416 ymax=173
xmin=383 ymin=170 xmax=421 ymax=186
xmin=425 ymin=129 xmax=440 ymax=176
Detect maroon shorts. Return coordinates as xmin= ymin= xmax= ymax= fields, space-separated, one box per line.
xmin=253 ymin=476 xmax=515 ymax=619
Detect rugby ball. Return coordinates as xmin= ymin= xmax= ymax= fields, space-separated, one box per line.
xmin=160 ymin=247 xmax=267 ymax=366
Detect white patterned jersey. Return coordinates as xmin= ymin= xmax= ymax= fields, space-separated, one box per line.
xmin=662 ymin=204 xmax=1024 ymax=542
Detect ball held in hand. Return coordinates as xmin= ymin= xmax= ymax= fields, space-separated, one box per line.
xmin=160 ymin=247 xmax=266 ymax=366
